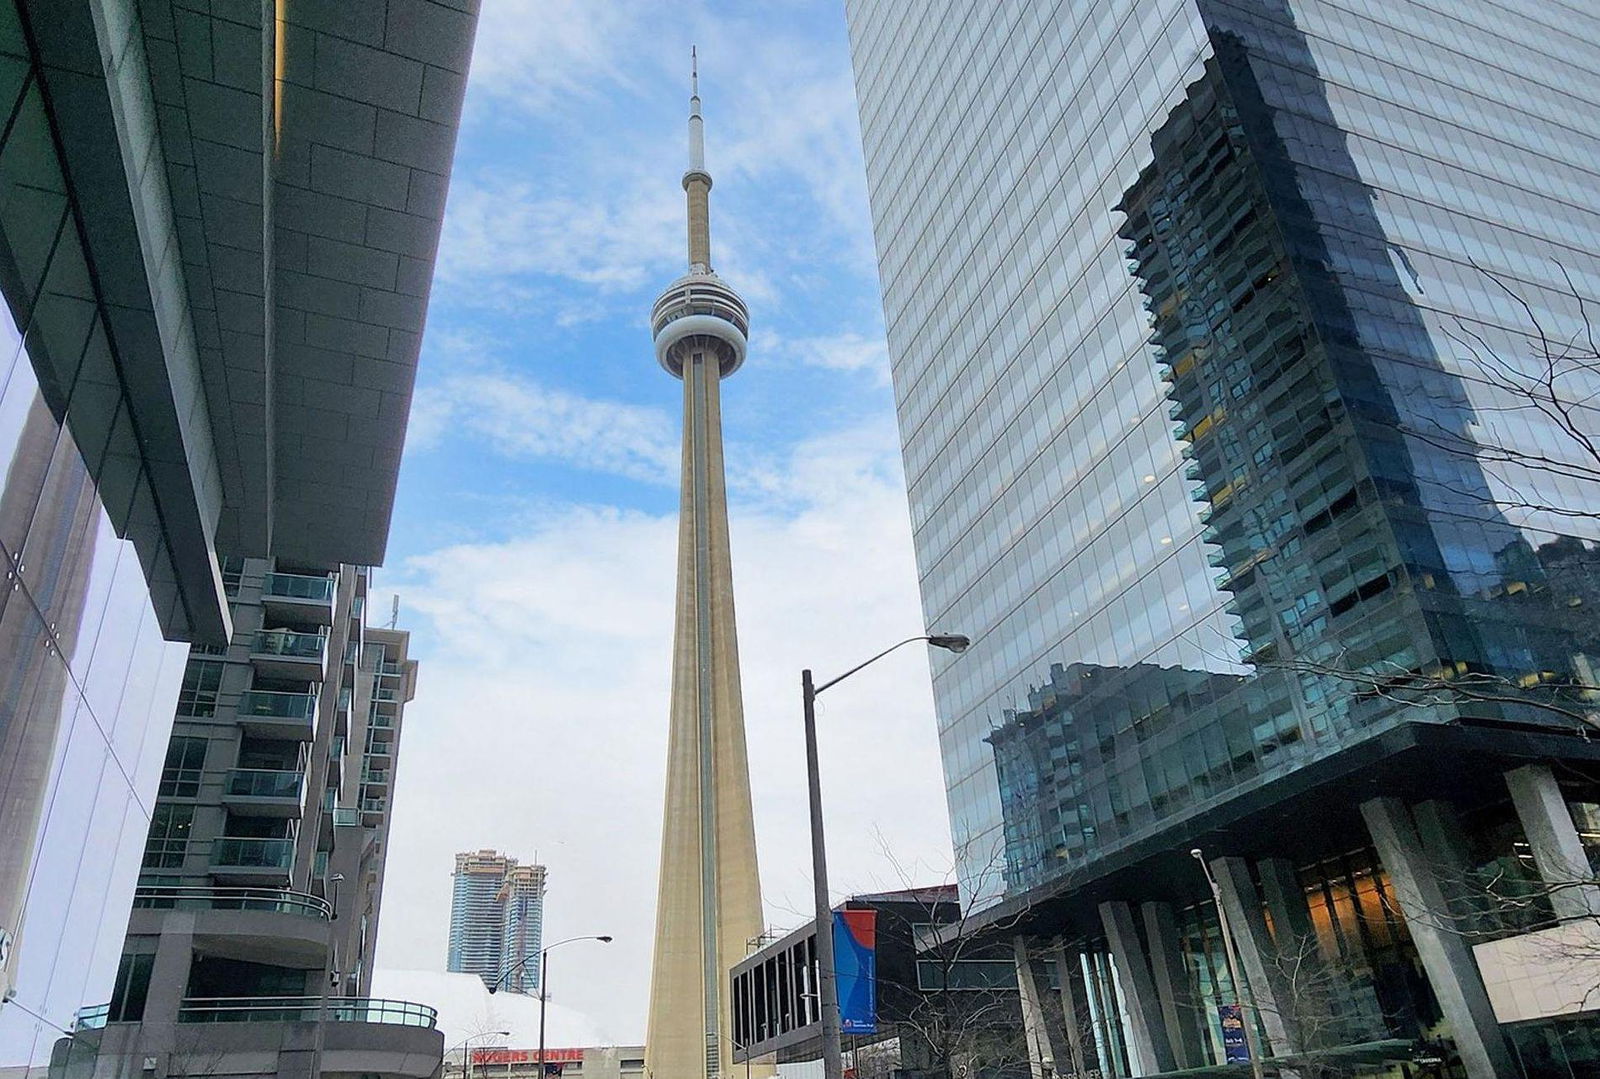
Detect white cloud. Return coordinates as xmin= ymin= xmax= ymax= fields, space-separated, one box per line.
xmin=759 ymin=329 xmax=891 ymax=382
xmin=374 ymin=419 xmax=951 ymax=1043
xmin=466 ymin=0 xmax=643 ymax=113
xmin=411 ymin=366 xmax=680 ymax=486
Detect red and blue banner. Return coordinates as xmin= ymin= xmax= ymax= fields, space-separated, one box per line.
xmin=1218 ymin=1004 xmax=1250 ymax=1064
xmin=834 ymin=910 xmax=878 ymax=1035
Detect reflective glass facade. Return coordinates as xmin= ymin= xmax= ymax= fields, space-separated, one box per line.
xmin=846 ymin=0 xmax=1600 ymax=905
xmin=0 ymin=3 xmax=189 ymax=1062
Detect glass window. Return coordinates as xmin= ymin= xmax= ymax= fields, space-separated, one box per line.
xmin=176 ymin=659 xmax=223 ymax=717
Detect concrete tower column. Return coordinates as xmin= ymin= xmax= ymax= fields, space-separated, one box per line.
xmin=1505 ymin=764 xmax=1600 ymax=920
xmin=645 ymin=53 xmax=769 ymax=1079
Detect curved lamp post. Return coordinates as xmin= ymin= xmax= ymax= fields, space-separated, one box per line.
xmin=489 ymin=935 xmax=613 ymax=1079
xmin=804 ymin=633 xmax=969 ymax=1079
xmin=450 ymin=1030 xmax=510 ymax=1079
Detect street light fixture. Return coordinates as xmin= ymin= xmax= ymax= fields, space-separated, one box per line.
xmin=803 ymin=633 xmax=970 ymax=1079
xmin=451 ymin=1030 xmax=511 ymax=1079
xmin=489 ymin=935 xmax=614 ymax=1079
xmin=1191 ymin=849 xmax=1265 ymax=1079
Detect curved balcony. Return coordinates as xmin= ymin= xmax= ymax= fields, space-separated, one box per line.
xmin=177 ymin=997 xmax=437 ymax=1027
xmin=133 ymin=885 xmax=331 ymax=919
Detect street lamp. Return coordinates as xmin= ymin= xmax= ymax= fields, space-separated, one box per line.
xmin=451 ymin=1030 xmax=511 ymax=1079
xmin=1191 ymin=849 xmax=1265 ymax=1079
xmin=489 ymin=935 xmax=614 ymax=1079
xmin=803 ymin=633 xmax=970 ymax=1079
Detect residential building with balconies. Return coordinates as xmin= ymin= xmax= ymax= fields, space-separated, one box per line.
xmin=0 ymin=0 xmax=477 ymax=1073
xmin=54 ymin=559 xmax=429 ymax=1079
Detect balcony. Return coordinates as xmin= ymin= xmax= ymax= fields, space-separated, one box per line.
xmin=236 ymin=690 xmax=317 ymax=741
xmin=250 ymin=629 xmax=327 ymax=680
xmin=133 ymin=885 xmax=331 ymax=919
xmin=74 ymin=1004 xmax=108 ymax=1031
xmin=177 ymin=996 xmax=437 ymax=1026
xmin=361 ymin=766 xmax=390 ymax=789
xmin=360 ymin=797 xmax=387 ymax=825
xmin=333 ymin=807 xmax=361 ymax=827
xmin=210 ymin=837 xmax=295 ymax=886
xmin=261 ymin=572 xmax=336 ymax=625
xmin=222 ymin=769 xmax=305 ymax=817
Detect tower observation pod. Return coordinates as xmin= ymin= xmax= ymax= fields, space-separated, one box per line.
xmin=644 ymin=50 xmax=770 ymax=1079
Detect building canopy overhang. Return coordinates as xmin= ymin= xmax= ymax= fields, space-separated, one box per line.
xmin=19 ymin=0 xmax=475 ymax=642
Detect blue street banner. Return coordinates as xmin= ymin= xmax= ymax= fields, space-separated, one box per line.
xmin=834 ymin=910 xmax=878 ymax=1035
xmin=1217 ymin=1004 xmax=1250 ymax=1064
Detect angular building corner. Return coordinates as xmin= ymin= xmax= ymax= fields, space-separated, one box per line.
xmin=644 ymin=54 xmax=771 ymax=1079
xmin=0 ymin=0 xmax=480 ymax=1075
xmin=847 ymin=0 xmax=1600 ymax=1076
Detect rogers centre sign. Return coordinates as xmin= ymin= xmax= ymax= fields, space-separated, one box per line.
xmin=471 ymin=1050 xmax=585 ymax=1065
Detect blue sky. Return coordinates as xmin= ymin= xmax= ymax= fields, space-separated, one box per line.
xmin=369 ymin=1 xmax=954 ymax=1043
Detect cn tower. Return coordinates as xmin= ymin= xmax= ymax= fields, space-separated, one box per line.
xmin=644 ymin=52 xmax=769 ymax=1079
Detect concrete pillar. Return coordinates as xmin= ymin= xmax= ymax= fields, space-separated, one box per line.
xmin=1209 ymin=856 xmax=1296 ymax=1057
xmin=1049 ymin=943 xmax=1089 ymax=1079
xmin=1258 ymin=859 xmax=1313 ymax=945
xmin=1414 ymin=799 xmax=1480 ymax=927
xmin=1013 ymin=937 xmax=1056 ymax=1079
xmin=1506 ymin=764 xmax=1600 ymax=920
xmin=1361 ymin=797 xmax=1516 ymax=1079
xmin=1097 ymin=901 xmax=1175 ymax=1075
xmin=1140 ymin=902 xmax=1202 ymax=1069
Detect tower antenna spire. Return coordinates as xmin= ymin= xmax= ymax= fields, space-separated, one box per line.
xmin=684 ymin=47 xmax=711 ymax=271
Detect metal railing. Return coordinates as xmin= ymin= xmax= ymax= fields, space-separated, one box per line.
xmin=238 ymin=690 xmax=318 ymax=719
xmin=252 ymin=629 xmax=326 ymax=660
xmin=211 ymin=837 xmax=295 ymax=870
xmin=74 ymin=1004 xmax=109 ymax=1030
xmin=226 ymin=769 xmax=304 ymax=800
xmin=133 ymin=885 xmax=331 ymax=919
xmin=177 ymin=997 xmax=437 ymax=1027
xmin=263 ymin=572 xmax=336 ymax=602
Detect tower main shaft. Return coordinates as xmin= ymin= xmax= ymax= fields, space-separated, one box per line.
xmin=645 ymin=54 xmax=767 ymax=1079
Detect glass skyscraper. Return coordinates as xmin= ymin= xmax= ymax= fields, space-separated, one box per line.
xmin=448 ymin=851 xmax=547 ymax=994
xmin=849 ymin=1 xmax=1600 ymax=1075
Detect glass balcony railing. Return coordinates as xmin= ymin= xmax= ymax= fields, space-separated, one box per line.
xmin=177 ymin=997 xmax=437 ymax=1027
xmin=333 ymin=807 xmax=360 ymax=826
xmin=262 ymin=572 xmax=335 ymax=602
xmin=74 ymin=1004 xmax=109 ymax=1031
xmin=226 ymin=769 xmax=304 ymax=800
xmin=133 ymin=885 xmax=330 ymax=919
xmin=369 ymin=713 xmax=393 ymax=729
xmin=360 ymin=798 xmax=387 ymax=813
xmin=252 ymin=630 xmax=326 ymax=660
xmin=238 ymin=690 xmax=317 ymax=720
xmin=211 ymin=837 xmax=295 ymax=870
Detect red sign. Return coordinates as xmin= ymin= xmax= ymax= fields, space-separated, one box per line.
xmin=472 ymin=1050 xmax=585 ymax=1066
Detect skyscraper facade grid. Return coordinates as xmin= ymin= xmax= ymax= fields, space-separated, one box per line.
xmin=849 ymin=0 xmax=1600 ymax=1075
